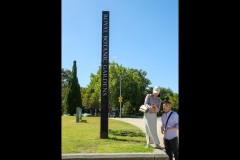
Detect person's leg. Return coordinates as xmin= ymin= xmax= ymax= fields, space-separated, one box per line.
xmin=143 ymin=114 xmax=151 ymax=147
xmin=164 ymin=138 xmax=173 ymax=160
xmin=147 ymin=114 xmax=160 ymax=146
xmin=170 ymin=137 xmax=179 ymax=160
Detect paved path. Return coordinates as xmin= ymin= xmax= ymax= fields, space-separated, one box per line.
xmin=110 ymin=117 xmax=165 ymax=148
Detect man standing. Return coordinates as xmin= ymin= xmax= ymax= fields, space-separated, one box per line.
xmin=161 ymin=101 xmax=179 ymax=160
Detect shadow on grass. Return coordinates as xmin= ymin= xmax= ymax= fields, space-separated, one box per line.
xmin=80 ymin=119 xmax=87 ymax=123
xmin=109 ymin=129 xmax=145 ymax=137
xmin=108 ymin=136 xmax=144 ymax=143
xmin=108 ymin=129 xmax=145 ymax=142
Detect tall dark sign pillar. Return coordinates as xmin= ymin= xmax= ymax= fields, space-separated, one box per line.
xmin=100 ymin=11 xmax=109 ymax=139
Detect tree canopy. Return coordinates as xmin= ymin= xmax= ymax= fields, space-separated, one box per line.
xmin=62 ymin=61 xmax=178 ymax=116
xmin=66 ymin=61 xmax=82 ymax=115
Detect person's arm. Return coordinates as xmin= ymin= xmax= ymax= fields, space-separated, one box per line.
xmin=166 ymin=113 xmax=179 ymax=130
xmin=144 ymin=94 xmax=151 ymax=109
xmin=149 ymin=98 xmax=160 ymax=113
xmin=154 ymin=99 xmax=161 ymax=112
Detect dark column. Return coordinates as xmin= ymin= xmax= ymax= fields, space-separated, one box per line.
xmin=100 ymin=11 xmax=109 ymax=139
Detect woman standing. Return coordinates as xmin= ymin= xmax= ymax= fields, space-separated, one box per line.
xmin=143 ymin=86 xmax=162 ymax=149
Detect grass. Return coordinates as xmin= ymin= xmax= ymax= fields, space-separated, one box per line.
xmin=62 ymin=116 xmax=153 ymax=154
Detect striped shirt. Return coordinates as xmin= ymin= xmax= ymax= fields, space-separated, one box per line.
xmin=144 ymin=94 xmax=161 ymax=113
xmin=161 ymin=110 xmax=179 ymax=140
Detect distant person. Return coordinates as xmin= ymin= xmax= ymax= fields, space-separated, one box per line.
xmin=143 ymin=86 xmax=162 ymax=149
xmin=161 ymin=101 xmax=179 ymax=160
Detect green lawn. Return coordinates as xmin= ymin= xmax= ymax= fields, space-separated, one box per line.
xmin=62 ymin=116 xmax=153 ymax=154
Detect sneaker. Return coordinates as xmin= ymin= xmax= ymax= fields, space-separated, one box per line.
xmin=154 ymin=145 xmax=163 ymax=149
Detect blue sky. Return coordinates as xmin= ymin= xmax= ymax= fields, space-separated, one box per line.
xmin=62 ymin=0 xmax=178 ymax=93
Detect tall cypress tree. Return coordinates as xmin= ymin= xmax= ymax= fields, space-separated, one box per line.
xmin=66 ymin=60 xmax=82 ymax=115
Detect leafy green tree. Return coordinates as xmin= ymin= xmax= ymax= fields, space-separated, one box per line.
xmin=66 ymin=60 xmax=82 ymax=115
xmin=81 ymin=61 xmax=151 ymax=116
xmin=62 ymin=87 xmax=69 ymax=115
xmin=62 ymin=68 xmax=72 ymax=87
xmin=80 ymin=87 xmax=87 ymax=107
xmin=85 ymin=72 xmax=101 ymax=114
xmin=107 ymin=62 xmax=151 ymax=115
xmin=80 ymin=61 xmax=177 ymax=116
xmin=159 ymin=87 xmax=174 ymax=115
xmin=121 ymin=69 xmax=151 ymax=115
xmin=159 ymin=87 xmax=174 ymax=102
xmin=61 ymin=68 xmax=72 ymax=115
xmin=169 ymin=93 xmax=179 ymax=112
